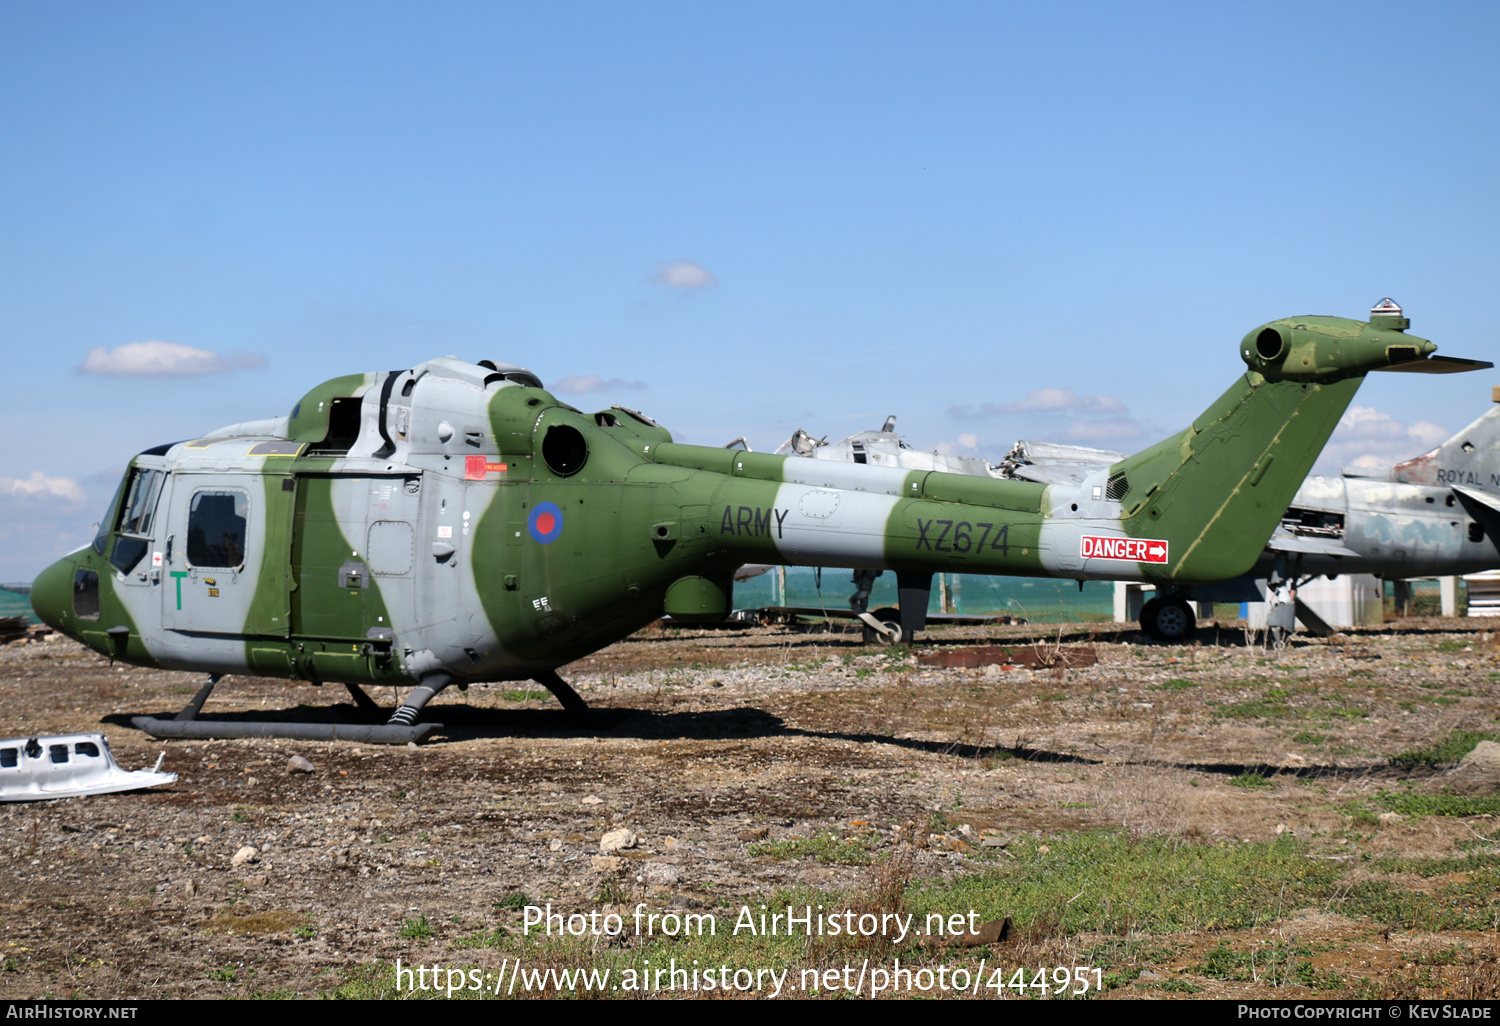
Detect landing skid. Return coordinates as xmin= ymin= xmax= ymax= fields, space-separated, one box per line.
xmin=132 ymin=674 xmax=439 ymax=744
xmin=132 ymin=716 xmax=440 ymax=744
xmin=534 ymin=670 xmax=590 ymax=716
xmin=131 ymin=670 xmax=590 ymax=745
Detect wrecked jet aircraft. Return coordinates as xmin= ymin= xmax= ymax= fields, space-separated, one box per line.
xmin=1257 ymin=390 xmax=1500 ymax=630
xmin=29 ymin=302 xmax=1485 ymax=741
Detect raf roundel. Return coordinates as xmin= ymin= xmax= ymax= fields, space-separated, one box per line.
xmin=528 ymin=501 xmax=564 ymax=544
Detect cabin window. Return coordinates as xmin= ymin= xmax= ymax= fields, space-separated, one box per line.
xmin=0 ymin=748 xmax=16 ymax=768
xmin=73 ymin=569 xmax=100 ymax=620
xmin=74 ymin=742 xmax=100 ymax=758
xmin=109 ymin=467 xmax=167 ymax=573
xmin=187 ymin=490 xmax=248 ymax=567
xmin=1471 ymin=522 xmax=1485 ymax=544
xmin=49 ymin=745 xmax=69 ymax=764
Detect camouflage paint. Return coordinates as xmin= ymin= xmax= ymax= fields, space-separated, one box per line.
xmin=31 ymin=314 xmax=1445 ymax=687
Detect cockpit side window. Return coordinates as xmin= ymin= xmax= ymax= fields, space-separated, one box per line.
xmin=187 ymin=490 xmax=248 ymax=568
xmin=108 ymin=467 xmax=167 ymax=574
xmin=93 ymin=475 xmax=128 ymax=556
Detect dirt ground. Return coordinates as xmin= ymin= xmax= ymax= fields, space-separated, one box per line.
xmin=2 ymin=617 xmax=1499 ymax=1001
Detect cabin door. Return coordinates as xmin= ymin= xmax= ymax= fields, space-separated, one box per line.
xmin=160 ymin=473 xmax=258 ymax=636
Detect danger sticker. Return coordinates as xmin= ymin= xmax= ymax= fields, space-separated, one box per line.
xmin=1080 ymin=535 xmax=1168 ymax=563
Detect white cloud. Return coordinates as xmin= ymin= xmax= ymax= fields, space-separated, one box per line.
xmin=1002 ymin=388 xmax=1126 ymax=414
xmin=1314 ymin=405 xmax=1451 ymax=472
xmin=948 ymin=388 xmax=1145 ymax=447
xmin=0 ymin=472 xmax=86 ymax=503
xmin=1408 ymin=420 xmax=1449 ymax=448
xmin=651 ymin=259 xmax=718 ymax=290
xmin=551 ymin=374 xmax=648 ymax=395
xmin=1063 ymin=421 xmax=1145 ymax=443
xmin=933 ymin=434 xmax=983 ymax=456
xmin=950 ymin=389 xmax=1127 ymax=418
xmin=78 ymin=340 xmax=267 ymax=377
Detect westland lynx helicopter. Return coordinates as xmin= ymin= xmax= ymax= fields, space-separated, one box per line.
xmin=31 ymin=302 xmax=1486 ymax=742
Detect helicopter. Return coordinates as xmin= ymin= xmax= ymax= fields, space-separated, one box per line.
xmin=29 ymin=302 xmax=1485 ymax=741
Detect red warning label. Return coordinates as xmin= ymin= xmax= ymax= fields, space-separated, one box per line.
xmin=465 ymin=456 xmax=509 ymax=480
xmin=1080 ymin=535 xmax=1169 ymax=563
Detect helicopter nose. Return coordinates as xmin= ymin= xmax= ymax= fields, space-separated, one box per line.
xmin=31 ymin=554 xmax=78 ymax=635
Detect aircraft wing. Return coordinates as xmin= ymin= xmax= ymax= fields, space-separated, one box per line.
xmin=1264 ymin=534 xmax=1363 ymax=558
xmin=1453 ymin=485 xmax=1500 ymax=515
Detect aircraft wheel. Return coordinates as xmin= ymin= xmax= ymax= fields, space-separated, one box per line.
xmin=1142 ymin=597 xmax=1195 ymax=642
xmin=864 ymin=606 xmax=903 ymax=646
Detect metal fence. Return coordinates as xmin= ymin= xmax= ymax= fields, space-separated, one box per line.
xmin=1383 ymin=578 xmax=1463 ymax=618
xmin=0 ymin=586 xmax=32 ymax=624
xmin=733 ymin=567 xmax=1116 ymax=623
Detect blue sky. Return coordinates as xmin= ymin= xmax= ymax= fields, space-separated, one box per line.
xmin=3 ymin=1 xmax=1498 ymax=581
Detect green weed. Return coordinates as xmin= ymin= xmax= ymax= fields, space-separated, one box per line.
xmin=1375 ymin=790 xmax=1500 ymax=818
xmin=455 ymin=927 xmax=510 ymax=949
xmin=1386 ymin=729 xmax=1494 ymax=768
xmin=1194 ymin=940 xmax=1342 ymax=989
xmin=916 ymin=831 xmax=1340 ymax=935
xmin=1337 ymin=874 xmax=1500 ymax=932
xmin=399 ymin=916 xmax=433 ymax=940
xmin=1228 ymin=773 xmax=1274 ymax=790
xmin=748 ymin=832 xmax=875 ymax=866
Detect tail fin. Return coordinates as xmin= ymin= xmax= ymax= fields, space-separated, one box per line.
xmin=1111 ymin=309 xmax=1486 ymax=583
xmin=1389 ymin=389 xmax=1500 ymax=492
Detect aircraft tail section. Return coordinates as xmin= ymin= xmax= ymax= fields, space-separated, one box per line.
xmin=1110 ymin=372 xmax=1362 ymax=583
xmin=1110 ymin=309 xmax=1478 ymax=583
xmin=1389 ymin=392 xmax=1500 ymax=492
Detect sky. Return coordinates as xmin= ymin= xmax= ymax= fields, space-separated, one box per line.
xmin=3 ymin=1 xmax=1499 ymax=582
